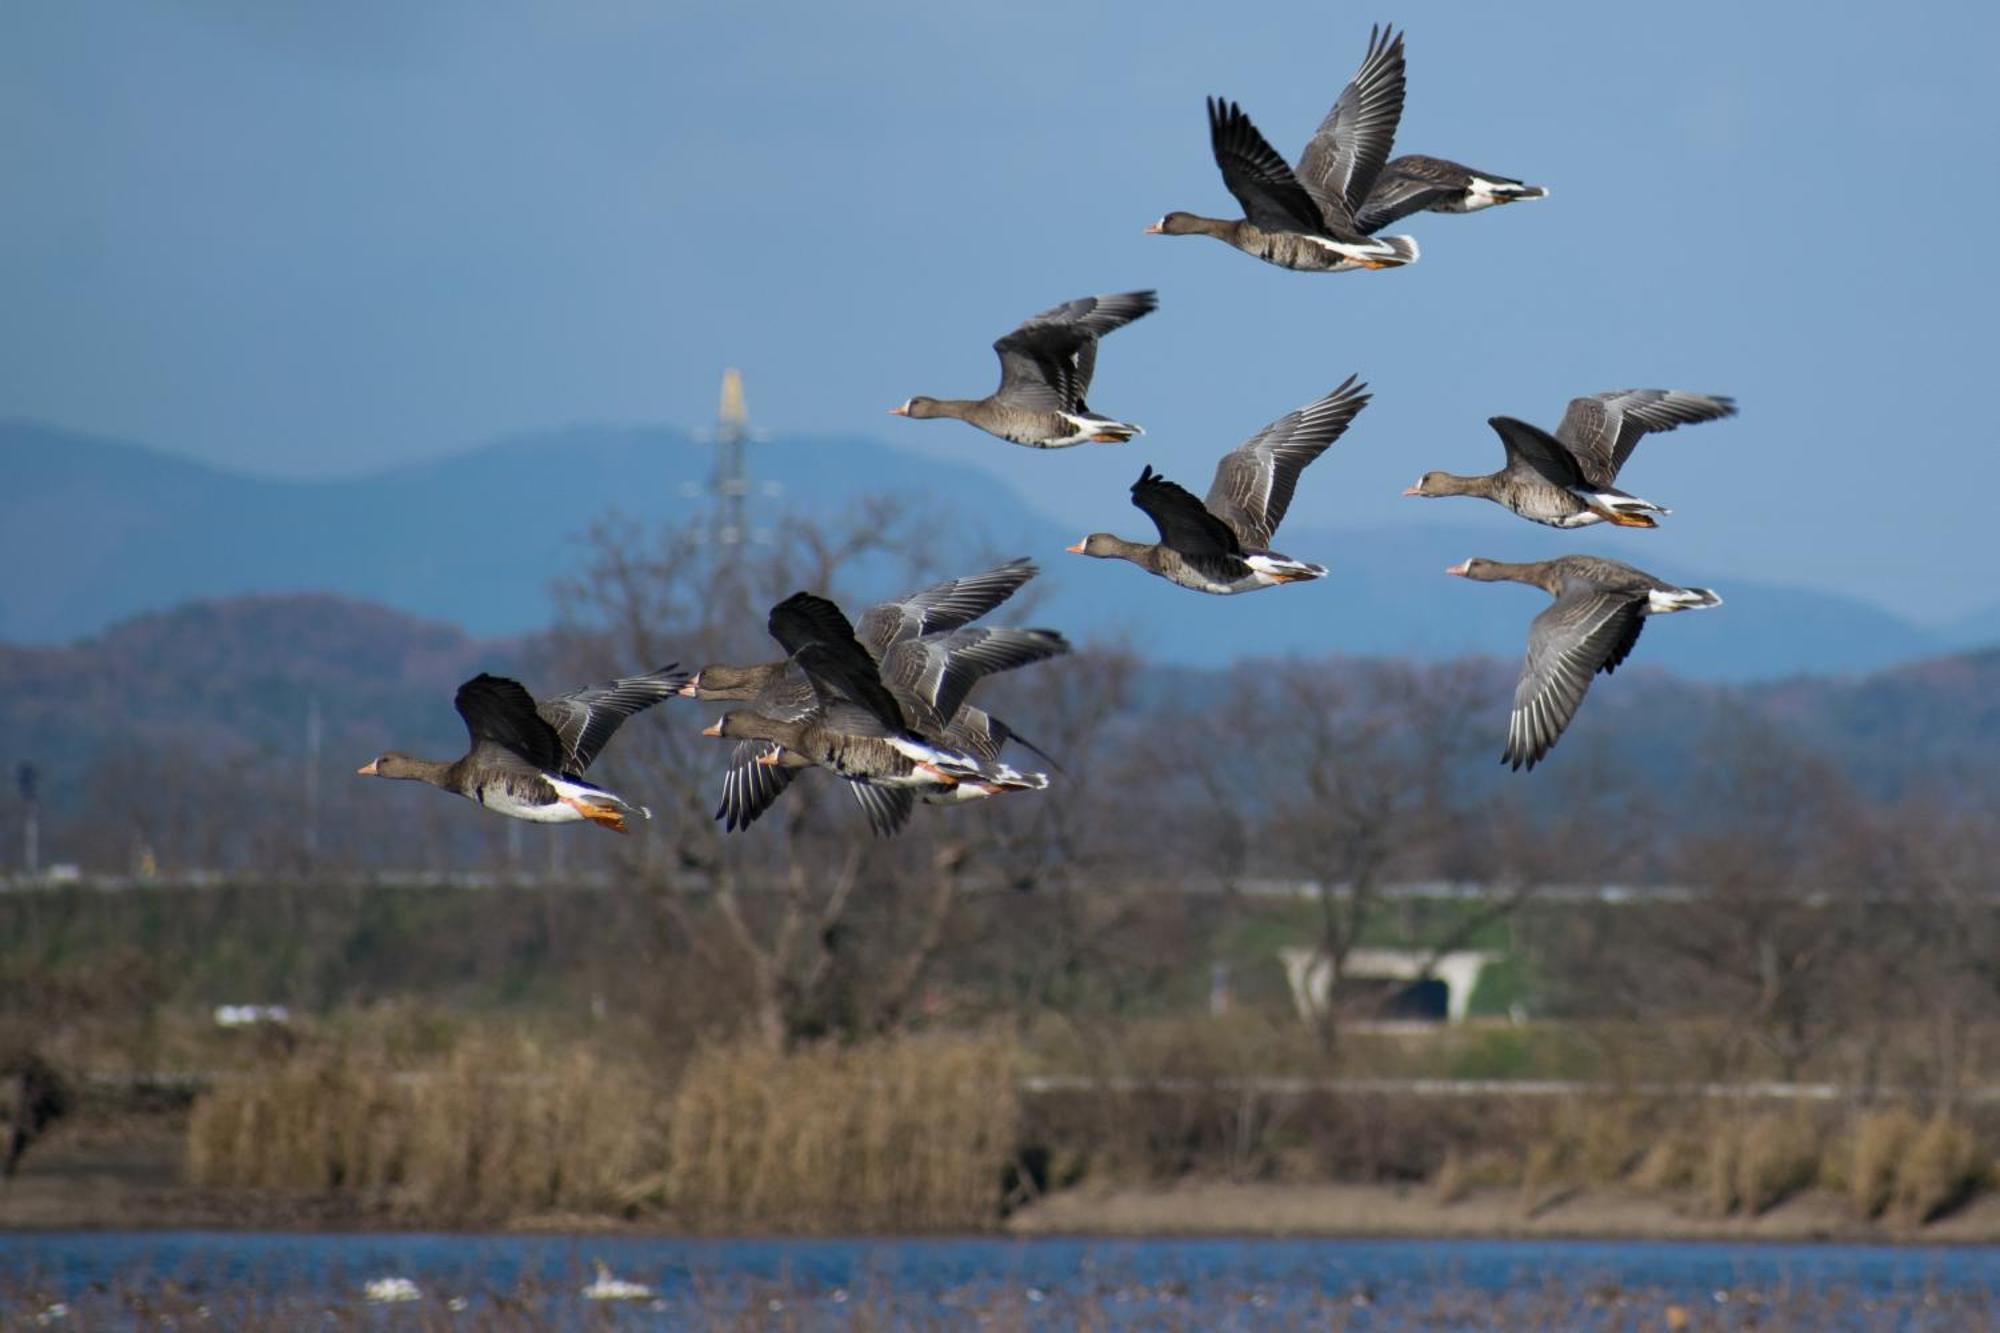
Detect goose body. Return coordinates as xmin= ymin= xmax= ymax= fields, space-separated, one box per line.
xmin=469 ymin=769 xmax=641 ymax=826
xmin=357 ymin=666 xmax=686 ymax=833
xmin=1070 ymin=378 xmax=1369 ymax=595
xmin=1406 ymin=389 xmax=1737 ymax=529
xmin=891 ymin=292 xmax=1156 ymax=448
xmin=1354 ymin=153 xmax=1549 ymax=231
xmin=1148 ymin=28 xmax=1419 ymax=274
xmin=1449 ymin=555 xmax=1722 ymax=771
xmin=687 ymin=560 xmax=1062 ymax=834
xmin=700 ymin=590 xmax=1052 ymax=834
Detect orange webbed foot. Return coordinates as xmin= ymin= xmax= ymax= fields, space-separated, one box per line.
xmin=561 ymin=796 xmax=629 ymax=833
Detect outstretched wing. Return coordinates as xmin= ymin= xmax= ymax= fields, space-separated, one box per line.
xmin=1555 ymin=389 xmax=1739 ymax=486
xmin=1205 ymin=376 xmax=1369 ymax=549
xmin=946 ymin=707 xmax=1063 ymax=773
xmin=993 ymin=291 xmax=1157 ymax=410
xmin=769 ymin=592 xmax=910 ymax=732
xmin=714 ymin=671 xmax=815 ymax=832
xmin=534 ymin=664 xmax=688 ymax=773
xmin=881 ymin=626 xmax=1071 ymax=733
xmin=847 ymin=781 xmax=915 ymax=837
xmin=1505 ymin=588 xmax=1647 ymax=771
xmin=1487 ymin=416 xmax=1589 ymax=489
xmin=992 ymin=322 xmax=1089 ymax=412
xmin=716 ymin=743 xmax=799 ymax=832
xmin=454 ymin=673 xmax=566 ymax=774
xmin=856 ymin=558 xmax=1038 ymax=658
xmin=1294 ymin=24 xmax=1407 ymax=225
xmin=1013 ymin=290 xmax=1158 ymax=341
xmin=1207 ymin=97 xmax=1329 ymax=235
xmin=768 ymin=591 xmax=864 ymax=659
xmin=1352 ymin=158 xmax=1462 ymax=232
xmin=1130 ymin=465 xmax=1244 ymax=558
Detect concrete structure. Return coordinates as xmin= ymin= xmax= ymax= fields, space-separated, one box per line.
xmin=1278 ymin=946 xmax=1500 ymax=1025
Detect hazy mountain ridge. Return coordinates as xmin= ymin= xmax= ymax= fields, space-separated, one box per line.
xmin=2 ymin=419 xmax=1986 ymax=680
xmin=0 ymin=594 xmax=512 ymax=810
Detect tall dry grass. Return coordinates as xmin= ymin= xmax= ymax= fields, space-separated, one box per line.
xmin=665 ymin=1032 xmax=1019 ymax=1231
xmin=1729 ymin=1111 xmax=1822 ymax=1215
xmin=182 ymin=1014 xmax=2000 ymax=1231
xmin=187 ymin=1036 xmax=665 ymax=1219
xmin=189 ymin=1029 xmax=1019 ymax=1230
xmin=1846 ymin=1107 xmax=1920 ymax=1218
xmin=1892 ymin=1114 xmax=1986 ymax=1224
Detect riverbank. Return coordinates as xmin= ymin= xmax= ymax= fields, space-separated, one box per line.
xmin=1007 ymin=1179 xmax=2000 ymax=1245
xmin=15 ymin=1110 xmax=2000 ymax=1246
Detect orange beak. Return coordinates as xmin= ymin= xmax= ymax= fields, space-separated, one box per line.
xmin=356 ymin=760 xmax=379 ymax=776
xmin=1445 ymin=561 xmax=1470 ymax=577
xmin=887 ymin=404 xmax=910 ymax=416
xmin=1142 ymin=221 xmax=1164 ymax=235
xmin=676 ymin=674 xmax=702 ymax=697
xmin=1065 ymin=542 xmax=1086 ymax=554
xmin=1402 ymin=484 xmax=1423 ymax=497
xmin=700 ymin=721 xmax=723 ymax=737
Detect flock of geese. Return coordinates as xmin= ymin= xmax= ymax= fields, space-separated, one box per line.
xmin=358 ymin=24 xmax=1738 ymax=837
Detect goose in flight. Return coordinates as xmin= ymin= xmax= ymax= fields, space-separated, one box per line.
xmin=683 ymin=560 xmax=1060 ymax=834
xmin=357 ymin=666 xmax=686 ymax=832
xmin=890 ymin=291 xmax=1157 ymax=447
xmin=700 ymin=593 xmax=1048 ymax=825
xmin=1448 ymin=554 xmax=1721 ymax=770
xmin=1405 ymin=389 xmax=1737 ymax=528
xmin=1146 ymin=27 xmax=1418 ymax=272
xmin=1069 ymin=377 xmax=1369 ymax=593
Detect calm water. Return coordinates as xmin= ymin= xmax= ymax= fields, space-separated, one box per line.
xmin=2 ymin=1232 xmax=1998 ymax=1329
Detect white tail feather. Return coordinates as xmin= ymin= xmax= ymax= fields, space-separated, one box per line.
xmin=1648 ymin=587 xmax=1723 ymax=614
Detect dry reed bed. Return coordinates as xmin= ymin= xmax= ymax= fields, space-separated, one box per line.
xmin=187 ymin=1031 xmax=1018 ymax=1230
xmin=665 ymin=1033 xmax=1018 ymax=1231
xmin=1021 ymin=1046 xmax=2000 ymax=1224
xmin=188 ymin=1019 xmax=2000 ymax=1229
xmin=187 ymin=1035 xmax=664 ymax=1218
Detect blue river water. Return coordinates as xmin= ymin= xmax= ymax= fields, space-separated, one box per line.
xmin=2 ymin=1232 xmax=1997 ymax=1328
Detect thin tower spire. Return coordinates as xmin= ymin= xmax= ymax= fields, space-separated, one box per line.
xmin=713 ymin=368 xmax=749 ymax=548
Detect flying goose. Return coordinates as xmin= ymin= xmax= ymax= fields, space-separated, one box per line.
xmin=679 ymin=558 xmax=1039 ymax=701
xmin=357 ymin=666 xmax=687 ymax=832
xmin=714 ymin=622 xmax=1068 ymax=835
xmin=1448 ymin=554 xmax=1721 ymax=771
xmin=1405 ymin=389 xmax=1737 ymax=528
xmin=1068 ymin=377 xmax=1370 ymax=593
xmin=683 ymin=559 xmax=1058 ymax=833
xmin=701 ymin=593 xmax=1048 ymax=822
xmin=890 ymin=291 xmax=1157 ymax=447
xmin=1145 ymin=27 xmax=1418 ymax=272
xmin=1354 ymin=154 xmax=1549 ymax=233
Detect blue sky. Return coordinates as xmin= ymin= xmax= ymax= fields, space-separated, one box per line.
xmin=5 ymin=2 xmax=1996 ymax=622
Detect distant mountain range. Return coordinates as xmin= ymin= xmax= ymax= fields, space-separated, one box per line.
xmin=4 ymin=418 xmax=1991 ymax=681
